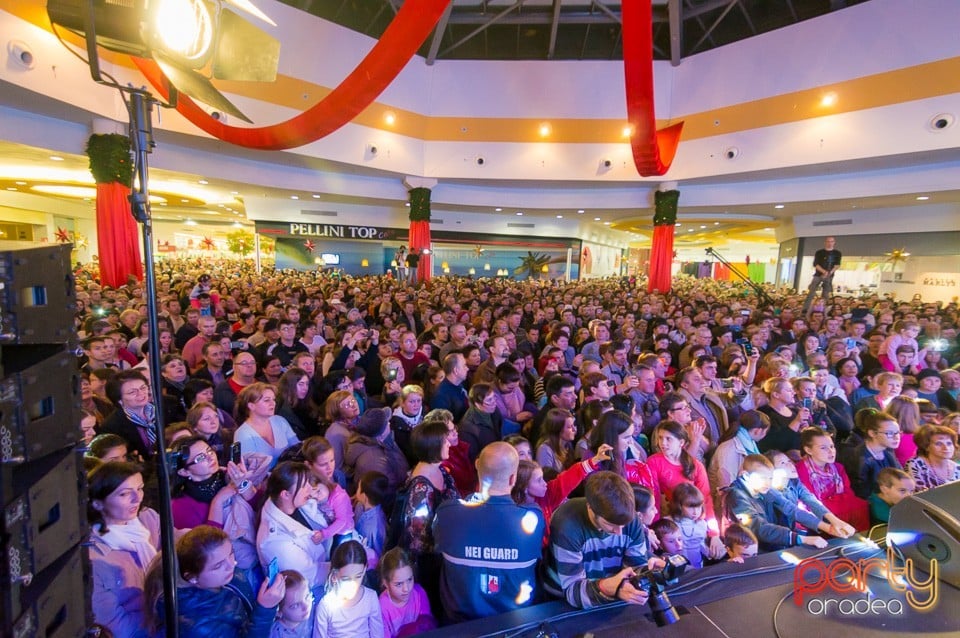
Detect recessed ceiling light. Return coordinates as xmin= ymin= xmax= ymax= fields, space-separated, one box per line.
xmin=916 ymin=195 xmax=930 ymax=201
xmin=5 ymin=187 xmax=16 ymax=191
xmin=185 ymin=219 xmax=197 ymax=226
xmin=603 ymin=222 xmax=611 ymax=226
xmin=230 ymin=191 xmax=239 ymax=195
xmin=495 ymin=207 xmax=502 ymax=212
xmin=405 ymin=202 xmax=410 ymax=207
xmin=538 ymin=122 xmax=551 ymax=137
xmin=577 ymin=209 xmax=585 ymax=214
xmin=198 ymin=179 xmax=209 ymax=185
xmin=764 ymin=227 xmax=772 ymax=231
xmin=290 ymin=195 xmax=299 ymax=200
xmin=714 ymin=222 xmax=720 ymax=225
xmin=384 ymin=111 xmax=397 ymax=126
xmin=516 ymin=211 xmax=523 ymax=216
xmin=774 ymin=204 xmax=785 ymax=209
xmin=688 ymin=228 xmax=694 ymax=232
xmin=181 ymin=198 xmax=189 ymax=203
xmin=14 ymin=181 xmax=26 ymax=186
xmin=312 ymin=194 xmax=321 ymax=199
xmin=675 ymin=222 xmax=681 ymax=227
xmin=700 ymin=225 xmax=706 ymax=229
xmin=594 ymin=217 xmax=601 ymax=221
xmin=621 ymin=125 xmax=633 ymax=138
xmin=556 ymin=215 xmax=563 ymax=219
xmin=49 ymin=155 xmax=64 ymax=161
xmin=232 ymin=221 xmax=242 ymax=228
xmin=820 ymin=92 xmax=838 ymax=107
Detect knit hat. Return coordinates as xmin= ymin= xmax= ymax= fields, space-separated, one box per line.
xmin=354 ymin=407 xmax=392 ymax=438
xmin=915 ymin=369 xmax=942 ymax=382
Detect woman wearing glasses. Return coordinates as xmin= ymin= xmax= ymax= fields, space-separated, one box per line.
xmin=841 ymin=409 xmax=903 ymax=499
xmin=99 ymin=370 xmax=159 ymax=461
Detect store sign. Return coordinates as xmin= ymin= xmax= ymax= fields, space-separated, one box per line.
xmin=288 ymin=223 xmax=386 ymax=239
xmin=255 ymin=221 xmax=401 ymax=241
xmin=919 ymin=272 xmax=958 ymax=288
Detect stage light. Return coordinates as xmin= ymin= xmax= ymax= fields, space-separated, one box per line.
xmin=47 ymin=0 xmax=280 ymax=123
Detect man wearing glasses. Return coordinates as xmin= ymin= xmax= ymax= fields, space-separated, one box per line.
xmin=214 ymin=352 xmax=259 ymax=414
xmin=99 ymin=370 xmax=158 ymax=460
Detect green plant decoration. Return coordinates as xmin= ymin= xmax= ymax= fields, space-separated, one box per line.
xmin=86 ymin=134 xmax=134 ymax=186
xmin=653 ymin=189 xmax=680 ymax=226
xmin=409 ymin=187 xmax=431 ymax=221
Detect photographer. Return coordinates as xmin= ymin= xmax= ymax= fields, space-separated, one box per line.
xmin=544 ymin=471 xmax=664 ymax=608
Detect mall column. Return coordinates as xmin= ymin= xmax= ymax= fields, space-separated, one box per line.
xmin=647 ymin=185 xmax=679 ymax=293
xmin=404 ymin=177 xmax=437 ymax=284
xmin=87 ymin=129 xmax=143 ymax=287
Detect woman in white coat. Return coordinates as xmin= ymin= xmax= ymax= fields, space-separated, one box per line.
xmin=88 ymin=461 xmax=160 ymax=638
xmin=256 ymin=461 xmax=329 ymax=594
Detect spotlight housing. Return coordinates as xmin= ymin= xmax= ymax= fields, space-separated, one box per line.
xmin=47 ymin=0 xmax=280 ymax=123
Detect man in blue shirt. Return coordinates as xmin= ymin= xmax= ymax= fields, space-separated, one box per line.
xmin=434 ymin=441 xmax=545 ymax=622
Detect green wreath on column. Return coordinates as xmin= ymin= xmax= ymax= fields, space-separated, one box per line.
xmin=653 ymin=189 xmax=679 ymax=226
xmin=409 ymin=187 xmax=431 ymax=221
xmin=86 ymin=134 xmax=134 ymax=186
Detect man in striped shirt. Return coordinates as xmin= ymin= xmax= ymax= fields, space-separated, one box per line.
xmin=544 ymin=471 xmax=664 ymax=608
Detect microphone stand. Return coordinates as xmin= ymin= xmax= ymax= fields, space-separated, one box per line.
xmin=704 ymin=247 xmax=776 ymax=308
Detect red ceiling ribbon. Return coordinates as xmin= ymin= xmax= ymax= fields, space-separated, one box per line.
xmin=622 ymin=0 xmax=684 ymax=176
xmin=131 ymin=0 xmax=451 ymax=150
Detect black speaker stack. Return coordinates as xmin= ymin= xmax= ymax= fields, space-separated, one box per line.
xmin=0 ymin=242 xmax=88 ymax=638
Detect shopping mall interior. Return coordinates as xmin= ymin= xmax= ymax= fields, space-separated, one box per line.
xmin=0 ymin=0 xmax=957 ymax=297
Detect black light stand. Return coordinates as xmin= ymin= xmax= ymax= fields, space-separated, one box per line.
xmin=705 ymin=247 xmax=776 ymax=308
xmin=127 ymin=89 xmax=178 ymax=638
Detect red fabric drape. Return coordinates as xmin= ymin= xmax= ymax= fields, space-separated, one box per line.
xmin=131 ymin=0 xmax=451 ymax=150
xmin=647 ymin=224 xmax=674 ymax=293
xmin=622 ymin=0 xmax=684 ymax=176
xmin=96 ymin=182 xmax=143 ymax=287
xmin=408 ymin=220 xmax=431 ymax=283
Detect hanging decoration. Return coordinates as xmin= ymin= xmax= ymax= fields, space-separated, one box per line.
xmin=622 ymin=0 xmax=684 ymax=176
xmin=74 ymin=232 xmax=89 ymax=250
xmin=408 ymin=186 xmax=432 ymax=283
xmin=132 ymin=0 xmax=450 ymax=150
xmin=885 ymin=248 xmax=911 ymax=267
xmin=647 ymin=189 xmax=679 ymax=293
xmin=303 ymin=239 xmax=316 ymax=253
xmin=86 ymin=133 xmax=143 ymax=288
xmin=55 ymin=227 xmax=71 ymax=243
xmin=201 ymin=237 xmax=216 ymax=250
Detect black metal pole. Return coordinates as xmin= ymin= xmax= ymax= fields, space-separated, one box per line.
xmin=705 ymin=246 xmax=775 ymax=307
xmin=128 ymin=89 xmax=179 ymax=638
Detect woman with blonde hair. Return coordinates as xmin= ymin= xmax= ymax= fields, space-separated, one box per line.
xmin=234 ymin=382 xmax=299 ymax=468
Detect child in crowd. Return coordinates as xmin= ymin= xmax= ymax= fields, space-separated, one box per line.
xmin=667 ymin=483 xmax=711 ymax=569
xmin=878 ymin=320 xmax=924 ymax=372
xmin=270 ymin=571 xmax=313 ymax=638
xmin=511 ymin=444 xmax=612 ymax=545
xmin=765 ymin=450 xmax=856 ymax=539
xmin=378 ymin=548 xmax=437 ymax=638
xmin=651 ymin=518 xmax=683 ymax=557
xmin=633 ymin=484 xmax=660 ymax=551
xmin=724 ymin=455 xmax=830 ymax=552
xmin=314 ymin=540 xmax=383 ymax=638
xmin=868 ymin=468 xmax=915 ymax=526
xmin=504 ymin=434 xmax=533 ymax=462
xmin=353 ymin=471 xmax=389 ymax=561
xmin=723 ymin=524 xmax=759 ymax=563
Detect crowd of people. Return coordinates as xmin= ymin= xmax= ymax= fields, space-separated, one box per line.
xmin=76 ymin=256 xmax=960 ymax=637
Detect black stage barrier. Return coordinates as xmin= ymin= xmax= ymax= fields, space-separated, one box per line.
xmin=421 ymin=538 xmax=958 ymax=638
